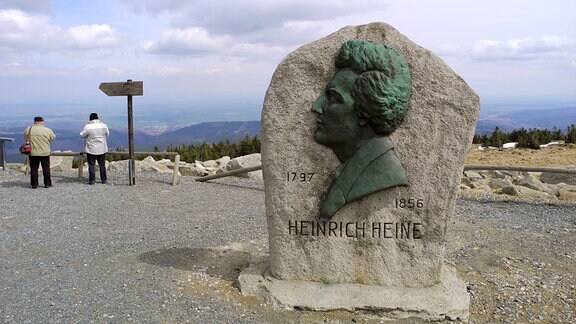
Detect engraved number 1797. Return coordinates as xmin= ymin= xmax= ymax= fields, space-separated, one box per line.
xmin=286 ymin=172 xmax=315 ymax=182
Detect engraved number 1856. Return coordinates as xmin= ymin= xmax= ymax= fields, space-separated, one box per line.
xmin=396 ymin=198 xmax=424 ymax=209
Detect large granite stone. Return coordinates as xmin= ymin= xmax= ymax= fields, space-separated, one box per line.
xmin=49 ymin=151 xmax=74 ymax=172
xmin=540 ymin=166 xmax=576 ymax=185
xmin=239 ymin=23 xmax=480 ymax=320
xmin=222 ymin=153 xmax=262 ymax=179
xmin=260 ymin=22 xmax=479 ymax=286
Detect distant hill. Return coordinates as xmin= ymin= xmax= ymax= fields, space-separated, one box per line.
xmin=3 ymin=108 xmax=572 ymax=163
xmin=2 ymin=121 xmax=260 ymax=163
xmin=476 ymin=107 xmax=575 ymax=135
xmin=153 ymin=121 xmax=260 ymax=148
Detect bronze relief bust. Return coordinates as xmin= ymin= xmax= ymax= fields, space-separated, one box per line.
xmin=311 ymin=39 xmax=411 ymax=220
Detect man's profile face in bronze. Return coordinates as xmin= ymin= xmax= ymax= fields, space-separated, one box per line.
xmin=309 ymin=39 xmax=410 ymax=220
xmin=311 ymin=69 xmax=360 ymax=149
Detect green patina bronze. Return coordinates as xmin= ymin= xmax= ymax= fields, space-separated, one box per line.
xmin=312 ymin=39 xmax=411 ymax=221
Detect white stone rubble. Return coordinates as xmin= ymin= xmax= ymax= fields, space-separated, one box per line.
xmin=460 ymin=168 xmax=576 ymax=202
xmin=11 ymin=154 xmax=261 ymax=180
xmin=107 ymin=154 xmax=261 ymax=179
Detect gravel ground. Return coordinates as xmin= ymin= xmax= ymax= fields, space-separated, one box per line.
xmin=1 ymin=169 xmax=574 ymax=323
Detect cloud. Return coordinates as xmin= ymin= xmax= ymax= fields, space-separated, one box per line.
xmin=133 ymin=0 xmax=381 ymax=58
xmin=3 ymin=61 xmax=29 ymax=76
xmin=200 ymin=68 xmax=223 ymax=75
xmin=140 ymin=26 xmax=288 ymax=62
xmin=0 ymin=0 xmax=50 ymax=13
xmin=0 ymin=9 xmax=120 ymax=53
xmin=123 ymin=0 xmax=386 ymax=45
xmin=141 ymin=27 xmax=229 ymax=55
xmin=105 ymin=67 xmax=124 ymax=74
xmin=434 ymin=44 xmax=468 ymax=57
xmin=66 ymin=24 xmax=120 ymax=49
xmin=169 ymin=1 xmax=374 ymax=36
xmin=156 ymin=66 xmax=184 ymax=75
xmin=0 ymin=9 xmax=59 ymax=48
xmin=5 ymin=61 xmax=21 ymax=67
xmin=471 ymin=35 xmax=575 ymax=61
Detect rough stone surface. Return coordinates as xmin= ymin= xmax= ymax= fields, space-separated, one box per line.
xmin=49 ymin=151 xmax=74 ymax=172
xmin=215 ymin=156 xmax=231 ymax=172
xmin=502 ymin=185 xmax=557 ymax=200
xmin=136 ymin=156 xmax=171 ymax=174
xmin=260 ymin=23 xmax=479 ymax=287
xmin=203 ymin=159 xmax=219 ymax=168
xmin=540 ymin=166 xmax=576 ymax=185
xmin=559 ymin=188 xmax=576 ymax=201
xmin=461 ymin=170 xmax=576 ymax=202
xmin=513 ymin=174 xmax=545 ymax=192
xmin=239 ymin=261 xmax=469 ymax=321
xmin=464 ymin=170 xmax=482 ymax=181
xmin=222 ymin=153 xmax=262 ymax=180
xmin=179 ymin=164 xmax=205 ymax=176
xmin=488 ymin=178 xmax=513 ymax=191
xmin=107 ymin=157 xmax=170 ymax=174
xmin=21 ymin=151 xmax=74 ymax=172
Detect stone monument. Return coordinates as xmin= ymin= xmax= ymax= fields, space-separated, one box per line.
xmin=239 ymin=22 xmax=480 ymax=321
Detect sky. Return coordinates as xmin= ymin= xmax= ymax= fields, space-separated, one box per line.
xmin=0 ymin=0 xmax=575 ymax=118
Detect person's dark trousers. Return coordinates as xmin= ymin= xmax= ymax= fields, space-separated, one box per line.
xmin=87 ymin=153 xmax=107 ymax=184
xmin=29 ymin=155 xmax=52 ymax=188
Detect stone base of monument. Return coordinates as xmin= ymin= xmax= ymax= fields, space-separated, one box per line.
xmin=239 ymin=258 xmax=469 ymax=322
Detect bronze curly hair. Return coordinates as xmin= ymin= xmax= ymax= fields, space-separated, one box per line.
xmin=335 ymin=39 xmax=410 ymax=135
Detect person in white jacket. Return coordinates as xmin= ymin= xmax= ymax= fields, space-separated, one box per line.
xmin=80 ymin=113 xmax=109 ymax=185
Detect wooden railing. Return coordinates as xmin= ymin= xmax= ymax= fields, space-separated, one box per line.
xmin=22 ymin=152 xmax=576 ymax=185
xmin=24 ymin=151 xmax=181 ymax=186
xmin=104 ymin=151 xmax=181 ymax=186
xmin=195 ymin=165 xmax=262 ymax=182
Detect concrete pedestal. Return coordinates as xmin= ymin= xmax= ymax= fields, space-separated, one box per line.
xmin=239 ymin=258 xmax=469 ymax=322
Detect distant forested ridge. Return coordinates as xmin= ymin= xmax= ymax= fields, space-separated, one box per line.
xmin=2 ymin=121 xmax=261 ymax=163
xmin=473 ymin=124 xmax=576 ymax=149
xmin=163 ymin=134 xmax=261 ymax=162
xmin=474 ymin=106 xmax=576 ymax=135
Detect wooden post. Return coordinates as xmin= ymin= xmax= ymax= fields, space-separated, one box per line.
xmin=127 ymin=80 xmax=136 ymax=186
xmin=172 ymin=154 xmax=180 ymax=186
xmin=77 ymin=153 xmax=84 ymax=180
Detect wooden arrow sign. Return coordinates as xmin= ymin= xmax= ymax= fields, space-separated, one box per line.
xmin=98 ymin=79 xmax=143 ymax=185
xmin=99 ymin=80 xmax=143 ymax=96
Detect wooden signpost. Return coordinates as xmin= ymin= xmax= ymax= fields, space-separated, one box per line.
xmin=99 ymin=80 xmax=143 ymax=185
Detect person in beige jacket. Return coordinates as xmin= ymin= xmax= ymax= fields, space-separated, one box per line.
xmin=23 ymin=116 xmax=56 ymax=188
